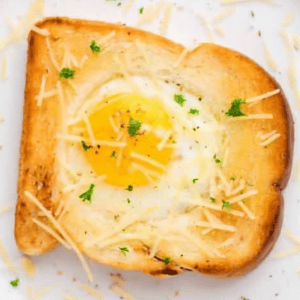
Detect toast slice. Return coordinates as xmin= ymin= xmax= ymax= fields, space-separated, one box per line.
xmin=15 ymin=17 xmax=293 ymax=279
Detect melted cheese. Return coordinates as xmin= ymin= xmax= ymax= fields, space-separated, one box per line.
xmin=24 ymin=191 xmax=93 ymax=282
xmin=213 ymin=7 xmax=235 ymax=23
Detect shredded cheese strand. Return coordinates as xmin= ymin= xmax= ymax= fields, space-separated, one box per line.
xmin=31 ymin=25 xmax=49 ymax=36
xmin=160 ymin=3 xmax=173 ymax=35
xmin=282 ymin=13 xmax=297 ymax=27
xmin=246 ymin=89 xmax=280 ymax=103
xmin=25 ymin=191 xmax=93 ymax=282
xmin=0 ymin=55 xmax=7 ymax=80
xmin=199 ymin=14 xmax=214 ymax=43
xmin=237 ymin=202 xmax=256 ymax=220
xmin=78 ymin=282 xmax=103 ymax=299
xmin=213 ymin=7 xmax=235 ymax=23
xmin=260 ymin=133 xmax=281 ymax=146
xmin=227 ymin=190 xmax=258 ymax=204
xmin=0 ymin=238 xmax=17 ymax=273
xmin=46 ymin=37 xmax=60 ymax=72
xmin=130 ymin=152 xmax=167 ymax=171
xmin=0 ymin=204 xmax=11 ymax=216
xmin=83 ymin=116 xmax=96 ymax=146
xmin=36 ymin=75 xmax=47 ymax=107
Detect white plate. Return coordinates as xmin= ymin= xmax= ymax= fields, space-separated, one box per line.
xmin=0 ymin=0 xmax=300 ymax=299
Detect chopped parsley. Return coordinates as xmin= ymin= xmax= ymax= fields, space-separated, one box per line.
xmin=210 ymin=197 xmax=216 ymax=203
xmin=119 ymin=247 xmax=129 ymax=255
xmin=189 ymin=108 xmax=200 ymax=115
xmin=162 ymin=257 xmax=171 ymax=264
xmin=127 ymin=116 xmax=142 ymax=137
xmin=10 ymin=277 xmax=19 ymax=287
xmin=251 ymin=11 xmax=255 ymax=17
xmin=225 ymin=98 xmax=246 ymax=117
xmin=222 ymin=200 xmax=231 ymax=210
xmin=110 ymin=151 xmax=117 ymax=158
xmin=90 ymin=40 xmax=101 ymax=53
xmin=192 ymin=178 xmax=199 ymax=184
xmin=59 ymin=67 xmax=75 ymax=79
xmin=126 ymin=185 xmax=133 ymax=191
xmin=174 ymin=94 xmax=186 ymax=107
xmin=79 ymin=184 xmax=95 ymax=203
xmin=139 ymin=7 xmax=144 ymax=13
xmin=117 ymin=2 xmax=122 ymax=6
xmin=213 ymin=154 xmax=221 ymax=163
xmin=230 ymin=176 xmax=235 ymax=181
xmin=198 ymin=97 xmax=202 ymax=101
xmin=127 ymin=198 xmax=131 ymax=204
xmin=81 ymin=141 xmax=91 ymax=151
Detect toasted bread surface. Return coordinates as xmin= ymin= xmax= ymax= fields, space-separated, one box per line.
xmin=15 ymin=17 xmax=293 ymax=277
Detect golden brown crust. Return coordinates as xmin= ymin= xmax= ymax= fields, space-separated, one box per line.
xmin=15 ymin=17 xmax=293 ymax=277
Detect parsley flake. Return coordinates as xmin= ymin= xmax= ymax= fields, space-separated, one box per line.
xmin=210 ymin=197 xmax=216 ymax=203
xmin=139 ymin=7 xmax=144 ymax=13
xmin=222 ymin=200 xmax=231 ymax=210
xmin=59 ymin=67 xmax=75 ymax=79
xmin=251 ymin=11 xmax=255 ymax=17
xmin=110 ymin=151 xmax=117 ymax=158
xmin=126 ymin=185 xmax=133 ymax=191
xmin=192 ymin=178 xmax=199 ymax=184
xmin=213 ymin=154 xmax=221 ymax=163
xmin=81 ymin=141 xmax=91 ymax=151
xmin=189 ymin=108 xmax=200 ymax=115
xmin=90 ymin=40 xmax=101 ymax=53
xmin=230 ymin=176 xmax=235 ymax=181
xmin=174 ymin=94 xmax=186 ymax=107
xmin=79 ymin=184 xmax=95 ymax=203
xmin=127 ymin=116 xmax=142 ymax=137
xmin=10 ymin=277 xmax=19 ymax=287
xmin=225 ymin=98 xmax=246 ymax=117
xmin=198 ymin=97 xmax=202 ymax=101
xmin=117 ymin=2 xmax=122 ymax=6
xmin=119 ymin=247 xmax=129 ymax=255
xmin=127 ymin=198 xmax=131 ymax=204
xmin=162 ymin=257 xmax=171 ymax=264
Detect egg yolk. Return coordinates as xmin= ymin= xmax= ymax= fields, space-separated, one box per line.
xmin=81 ymin=93 xmax=174 ymax=187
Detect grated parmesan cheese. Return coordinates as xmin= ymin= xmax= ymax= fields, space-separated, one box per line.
xmin=0 ymin=204 xmax=11 ymax=216
xmin=24 ymin=191 xmax=94 ymax=282
xmin=0 ymin=55 xmax=7 ymax=80
xmin=78 ymin=282 xmax=103 ymax=299
xmin=282 ymin=14 xmax=297 ymax=27
xmin=36 ymin=74 xmax=47 ymax=107
xmin=65 ymin=293 xmax=80 ymax=300
xmin=194 ymin=221 xmax=236 ymax=232
xmin=199 ymin=14 xmax=214 ymax=43
xmin=123 ymin=0 xmax=135 ymax=15
xmin=109 ymin=116 xmax=120 ymax=133
xmin=259 ymin=130 xmax=277 ymax=141
xmin=237 ymin=201 xmax=256 ymax=220
xmin=213 ymin=7 xmax=235 ymax=23
xmin=247 ymin=89 xmax=281 ymax=103
xmin=263 ymin=42 xmax=277 ymax=71
xmin=111 ymin=285 xmax=135 ymax=300
xmin=46 ymin=37 xmax=60 ymax=72
xmin=157 ymin=130 xmax=172 ymax=151
xmin=227 ymin=190 xmax=258 ymax=204
xmin=273 ymin=245 xmax=300 ymax=259
xmin=83 ymin=116 xmax=96 ymax=146
xmin=31 ymin=25 xmax=49 ymax=36
xmin=21 ymin=257 xmax=36 ymax=277
xmin=292 ymin=34 xmax=300 ymax=50
xmin=292 ymin=158 xmax=300 ymax=182
xmin=260 ymin=133 xmax=281 ymax=146
xmin=32 ymin=218 xmax=71 ymax=249
xmin=56 ymin=133 xmax=127 ymax=148
xmin=229 ymin=114 xmax=273 ymax=120
xmin=130 ymin=151 xmax=167 ymax=171
xmin=34 ymin=89 xmax=57 ymax=101
xmin=214 ymin=26 xmax=225 ymax=36
xmin=137 ymin=0 xmax=165 ymax=27
xmin=0 ymin=238 xmax=17 ymax=273
xmin=160 ymin=3 xmax=173 ymax=35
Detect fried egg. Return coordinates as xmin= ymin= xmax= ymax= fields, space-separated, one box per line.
xmin=61 ymin=76 xmax=222 ymax=248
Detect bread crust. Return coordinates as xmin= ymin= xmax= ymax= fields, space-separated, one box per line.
xmin=15 ymin=17 xmax=294 ymax=277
